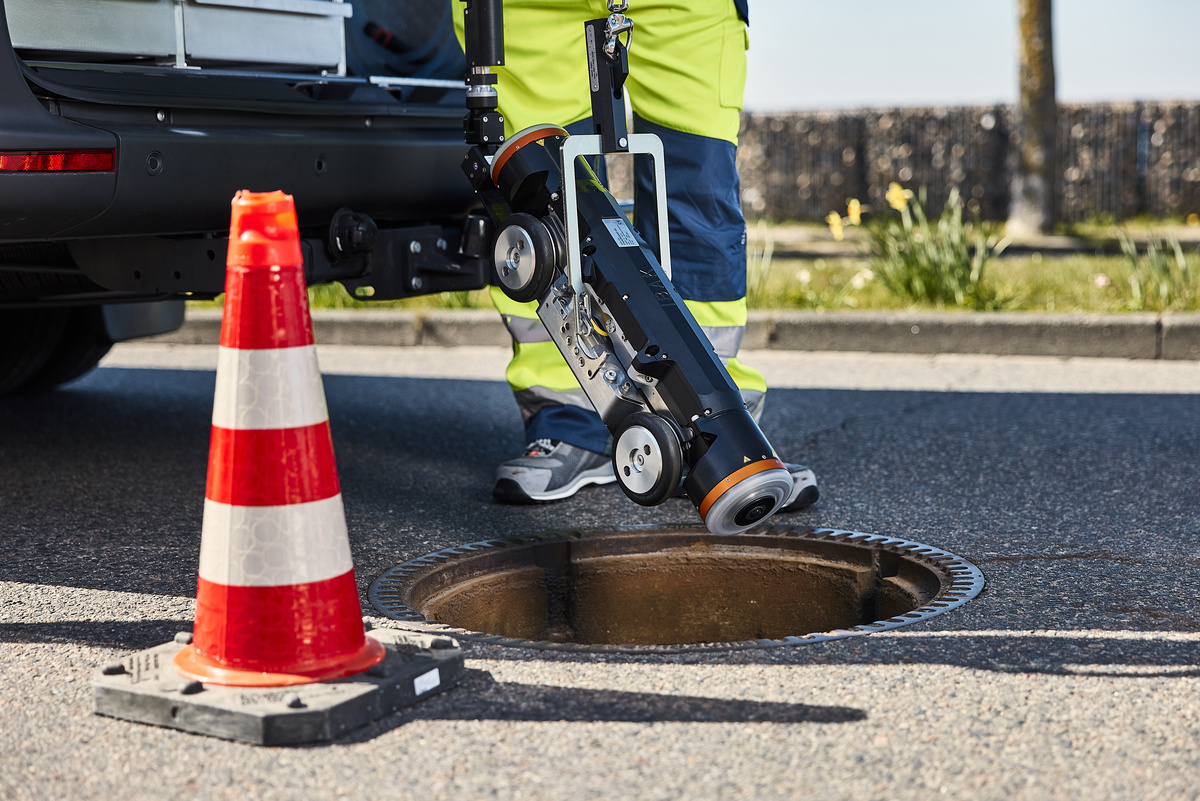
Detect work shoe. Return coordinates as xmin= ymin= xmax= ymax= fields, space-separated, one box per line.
xmin=493 ymin=438 xmax=615 ymax=503
xmin=779 ymin=462 xmax=819 ymax=512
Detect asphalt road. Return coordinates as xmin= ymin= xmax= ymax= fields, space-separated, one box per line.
xmin=2 ymin=345 xmax=1198 ymax=800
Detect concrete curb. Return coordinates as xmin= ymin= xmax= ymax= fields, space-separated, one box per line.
xmin=153 ymin=308 xmax=1200 ymax=360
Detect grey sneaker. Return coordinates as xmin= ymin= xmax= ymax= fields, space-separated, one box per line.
xmin=779 ymin=462 xmax=819 ymax=512
xmin=493 ymin=438 xmax=616 ymax=503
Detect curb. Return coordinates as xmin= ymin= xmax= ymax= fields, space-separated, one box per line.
xmin=154 ymin=308 xmax=1200 ymax=361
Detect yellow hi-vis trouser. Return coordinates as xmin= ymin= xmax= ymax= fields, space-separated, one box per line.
xmin=456 ymin=0 xmax=766 ymax=450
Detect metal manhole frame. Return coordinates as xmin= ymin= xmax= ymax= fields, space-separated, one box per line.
xmin=367 ymin=524 xmax=985 ymax=654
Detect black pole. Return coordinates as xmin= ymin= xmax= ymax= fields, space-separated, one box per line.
xmin=460 ymin=0 xmax=505 ymax=150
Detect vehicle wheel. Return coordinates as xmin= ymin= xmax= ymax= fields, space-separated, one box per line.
xmin=0 ymin=308 xmax=70 ymax=396
xmin=493 ymin=212 xmax=557 ymax=303
xmin=612 ymin=412 xmax=684 ymax=506
xmin=21 ymin=307 xmax=114 ymax=393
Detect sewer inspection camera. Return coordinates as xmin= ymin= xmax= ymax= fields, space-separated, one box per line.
xmin=459 ymin=0 xmax=793 ymax=536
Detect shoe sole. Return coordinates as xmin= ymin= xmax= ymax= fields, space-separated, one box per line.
xmin=493 ymin=472 xmax=617 ymax=504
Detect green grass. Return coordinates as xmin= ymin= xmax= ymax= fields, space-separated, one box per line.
xmin=746 ymin=252 xmax=1200 ymax=313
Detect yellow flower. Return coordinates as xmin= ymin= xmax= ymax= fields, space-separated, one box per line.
xmin=846 ymin=198 xmax=862 ymax=225
xmin=886 ymin=182 xmax=908 ymax=211
xmin=1188 ymin=212 xmax=1200 ymax=227
xmin=825 ymin=211 xmax=844 ymax=241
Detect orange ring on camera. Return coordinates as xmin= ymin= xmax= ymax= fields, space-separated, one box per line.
xmin=491 ymin=124 xmax=569 ymax=184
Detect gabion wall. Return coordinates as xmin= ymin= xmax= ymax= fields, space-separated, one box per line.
xmin=1146 ymin=103 xmax=1200 ymax=219
xmin=603 ymin=102 xmax=1200 ymax=223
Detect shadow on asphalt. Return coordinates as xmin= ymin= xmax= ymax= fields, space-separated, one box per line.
xmin=337 ymin=668 xmax=867 ymax=740
xmin=445 ymin=635 xmax=1200 ymax=679
xmin=3 ymin=619 xmax=1197 ymax=682
xmin=0 ymin=620 xmax=190 ymax=650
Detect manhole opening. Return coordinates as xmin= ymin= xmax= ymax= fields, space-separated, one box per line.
xmin=370 ymin=526 xmax=983 ymax=653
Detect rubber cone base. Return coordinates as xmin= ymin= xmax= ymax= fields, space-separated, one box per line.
xmin=94 ymin=628 xmax=463 ymax=746
xmin=173 ymin=636 xmax=386 ymax=687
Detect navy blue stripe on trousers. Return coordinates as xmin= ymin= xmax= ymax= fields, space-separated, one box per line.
xmin=631 ymin=114 xmax=747 ymax=303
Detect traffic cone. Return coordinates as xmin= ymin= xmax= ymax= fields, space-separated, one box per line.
xmin=173 ymin=190 xmax=385 ymax=687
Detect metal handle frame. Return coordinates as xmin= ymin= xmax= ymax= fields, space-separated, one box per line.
xmin=561 ymin=132 xmax=671 ymax=334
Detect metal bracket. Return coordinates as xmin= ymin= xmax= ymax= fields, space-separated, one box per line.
xmin=561 ymin=132 xmax=671 ymax=336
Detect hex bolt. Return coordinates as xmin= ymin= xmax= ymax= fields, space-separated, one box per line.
xmin=411 ymin=277 xmax=424 ymax=291
xmin=283 ymin=693 xmax=305 ymax=709
xmin=436 ymin=238 xmax=448 ymax=251
xmin=101 ymin=662 xmax=126 ymax=676
xmin=603 ymin=368 xmax=618 ymax=382
xmin=173 ymin=631 xmax=193 ymax=645
xmin=410 ymin=241 xmax=422 ymax=254
xmin=155 ymin=110 xmax=166 ymax=122
xmin=178 ymin=680 xmax=204 ymax=695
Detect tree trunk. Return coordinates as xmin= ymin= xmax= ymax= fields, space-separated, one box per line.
xmin=1009 ymin=0 xmax=1057 ymax=236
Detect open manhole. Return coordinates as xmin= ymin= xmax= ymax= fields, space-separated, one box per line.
xmin=369 ymin=525 xmax=983 ymax=654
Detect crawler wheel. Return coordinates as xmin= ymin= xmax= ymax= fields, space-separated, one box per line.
xmin=493 ymin=212 xmax=557 ymax=303
xmin=612 ymin=412 xmax=684 ymax=506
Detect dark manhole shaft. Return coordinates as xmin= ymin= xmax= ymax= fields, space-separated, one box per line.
xmin=368 ymin=524 xmax=984 ymax=654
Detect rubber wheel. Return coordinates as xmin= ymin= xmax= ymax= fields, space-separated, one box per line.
xmin=21 ymin=306 xmax=114 ymax=393
xmin=0 ymin=308 xmax=71 ymax=396
xmin=612 ymin=412 xmax=684 ymax=506
xmin=493 ymin=212 xmax=557 ymax=303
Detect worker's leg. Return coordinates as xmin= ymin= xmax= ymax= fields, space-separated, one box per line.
xmin=621 ymin=0 xmax=766 ymax=413
xmin=453 ymin=0 xmax=815 ymax=508
xmin=625 ymin=0 xmax=816 ymax=509
xmin=455 ymin=1 xmax=618 ymax=502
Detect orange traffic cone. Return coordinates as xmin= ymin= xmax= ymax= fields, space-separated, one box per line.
xmin=173 ymin=190 xmax=384 ymax=686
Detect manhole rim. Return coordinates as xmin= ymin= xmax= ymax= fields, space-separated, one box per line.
xmin=367 ymin=524 xmax=985 ymax=654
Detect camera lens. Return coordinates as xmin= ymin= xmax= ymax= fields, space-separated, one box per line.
xmin=733 ymin=496 xmax=777 ymax=527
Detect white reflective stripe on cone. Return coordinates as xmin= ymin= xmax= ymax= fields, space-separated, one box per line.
xmin=199 ymin=495 xmax=353 ymax=587
xmin=212 ymin=345 xmax=328 ymax=431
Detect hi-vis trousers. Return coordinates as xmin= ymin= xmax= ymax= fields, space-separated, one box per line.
xmin=457 ymin=0 xmax=765 ymax=453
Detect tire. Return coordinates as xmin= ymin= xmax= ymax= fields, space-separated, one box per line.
xmin=492 ymin=212 xmax=557 ymax=303
xmin=0 ymin=308 xmax=70 ymax=396
xmin=612 ymin=412 xmax=684 ymax=506
xmin=21 ymin=307 xmax=114 ymax=393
